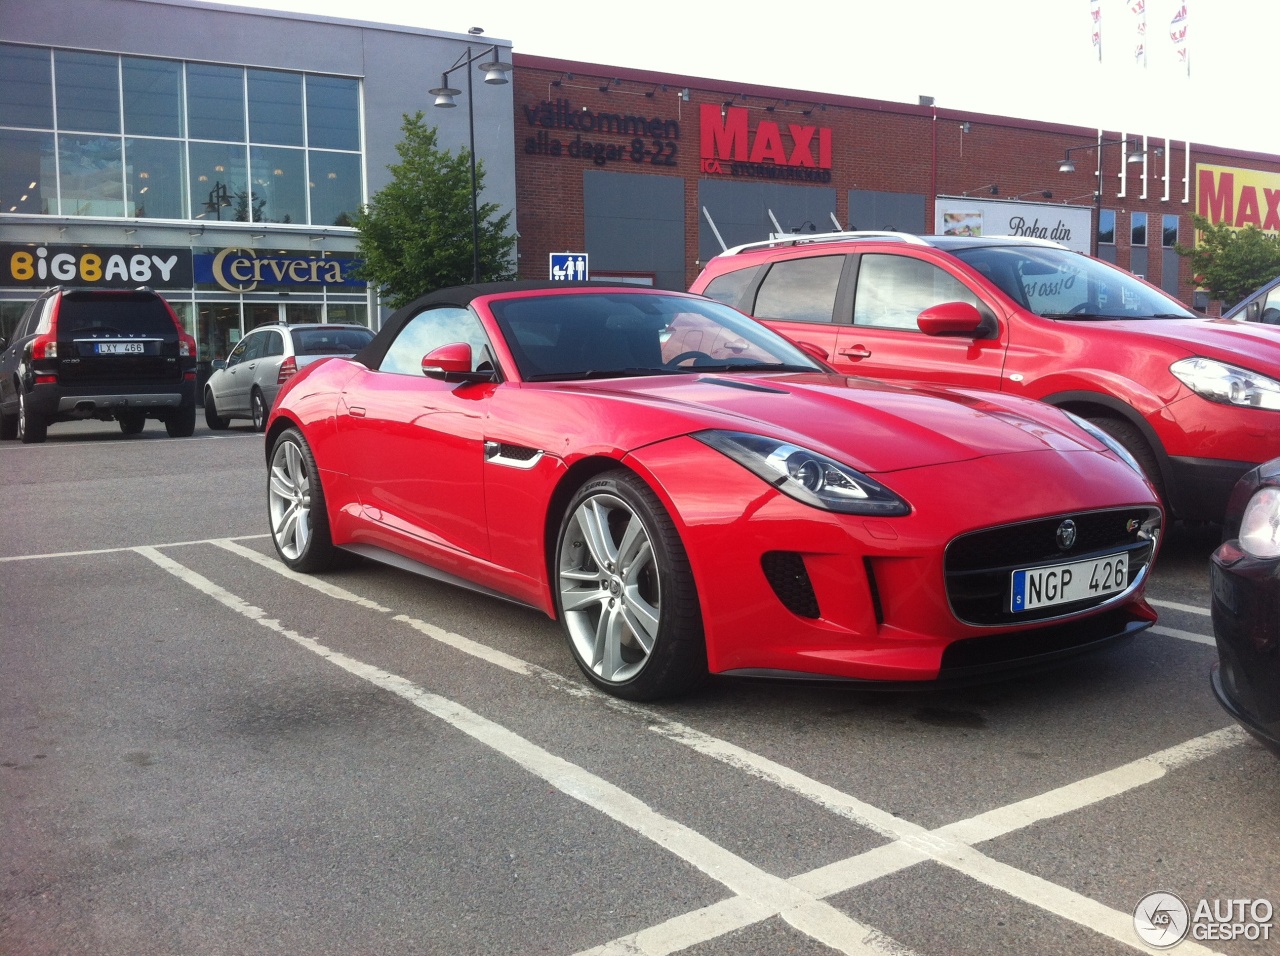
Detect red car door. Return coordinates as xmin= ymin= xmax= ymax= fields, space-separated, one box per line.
xmin=831 ymin=252 xmax=1008 ymax=390
xmin=337 ymin=307 xmax=495 ymax=561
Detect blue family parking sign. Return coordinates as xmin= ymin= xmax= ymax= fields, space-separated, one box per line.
xmin=549 ymin=252 xmax=588 ymax=281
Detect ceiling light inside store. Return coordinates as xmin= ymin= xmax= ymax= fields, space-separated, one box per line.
xmin=274 ymin=168 xmax=284 ymax=175
xmin=139 ymin=172 xmax=149 ymax=179
xmin=327 ymin=172 xmax=337 ymax=179
xmin=215 ymin=165 xmax=224 ymax=172
xmin=198 ymin=175 xmax=208 ymax=182
xmin=28 ymin=181 xmax=36 ymax=189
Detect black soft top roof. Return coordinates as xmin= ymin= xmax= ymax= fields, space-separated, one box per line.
xmin=353 ymin=280 xmax=650 ymax=369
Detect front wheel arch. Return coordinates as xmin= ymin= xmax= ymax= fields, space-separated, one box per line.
xmin=552 ymin=466 xmax=706 ymax=700
xmin=1047 ymin=392 xmax=1174 ymax=510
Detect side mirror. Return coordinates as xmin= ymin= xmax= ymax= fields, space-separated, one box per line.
xmin=917 ymin=301 xmax=996 ymax=338
xmin=421 ymin=343 xmax=495 ymax=383
xmin=793 ymin=340 xmax=830 ymax=361
xmin=212 ymin=359 xmax=227 ymax=371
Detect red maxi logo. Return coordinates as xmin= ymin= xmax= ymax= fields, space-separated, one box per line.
xmin=699 ymin=104 xmax=832 ymax=173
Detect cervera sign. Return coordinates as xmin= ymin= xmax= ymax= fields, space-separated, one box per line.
xmin=194 ymin=249 xmax=364 ymax=292
xmin=1196 ymin=164 xmax=1280 ymax=233
xmin=700 ymin=104 xmax=833 ymax=182
xmin=1 ymin=244 xmax=192 ymax=288
xmin=933 ymin=198 xmax=1092 ymax=255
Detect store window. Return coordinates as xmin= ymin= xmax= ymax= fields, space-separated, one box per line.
xmin=187 ymin=63 xmax=245 ymax=142
xmin=248 ymin=69 xmax=304 ymax=147
xmin=250 ymin=145 xmax=306 ymax=223
xmin=1131 ymin=212 xmax=1147 ymax=247
xmin=1098 ymin=209 xmax=1116 ymax=246
xmin=309 ymin=150 xmax=362 ymax=226
xmin=305 ymin=75 xmax=360 ymax=151
xmin=189 ymin=141 xmax=248 ymax=221
xmin=0 ymin=129 xmax=56 ymax=214
xmin=2 ymin=46 xmax=362 ymax=227
xmin=0 ymin=43 xmax=53 ymax=128
xmin=126 ymin=137 xmax=185 ymax=219
xmin=1163 ymin=215 xmax=1180 ymax=247
xmin=123 ymin=57 xmax=183 ymax=138
xmin=54 ymin=50 xmax=119 ymax=134
xmin=58 ymin=134 xmax=124 ymax=216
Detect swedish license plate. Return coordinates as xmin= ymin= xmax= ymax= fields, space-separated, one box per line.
xmin=96 ymin=342 xmax=144 ymax=354
xmin=1011 ymin=553 xmax=1129 ymax=612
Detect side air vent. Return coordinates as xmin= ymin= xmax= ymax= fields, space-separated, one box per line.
xmin=761 ymin=551 xmax=820 ymax=619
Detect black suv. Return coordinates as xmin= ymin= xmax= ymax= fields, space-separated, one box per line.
xmin=0 ymin=287 xmax=198 ymax=443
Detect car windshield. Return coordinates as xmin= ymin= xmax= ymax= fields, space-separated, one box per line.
xmin=950 ymin=245 xmax=1199 ymax=320
xmin=291 ymin=326 xmax=374 ymax=355
xmin=487 ymin=292 xmax=824 ymax=381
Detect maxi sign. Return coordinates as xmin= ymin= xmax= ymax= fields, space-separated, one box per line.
xmin=1196 ymin=164 xmax=1280 ymax=233
xmin=699 ymin=104 xmax=833 ymax=182
xmin=933 ymin=198 xmax=1093 ymax=255
xmin=1 ymin=244 xmax=192 ymax=288
xmin=194 ymin=249 xmax=364 ymax=292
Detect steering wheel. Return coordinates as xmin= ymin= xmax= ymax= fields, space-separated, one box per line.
xmin=665 ymin=350 xmax=715 ymax=368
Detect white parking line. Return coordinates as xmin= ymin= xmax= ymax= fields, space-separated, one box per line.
xmin=164 ymin=539 xmax=1237 ymax=956
xmin=1149 ymin=598 xmax=1212 ymax=617
xmin=135 ymin=545 xmax=914 ymax=956
xmin=0 ymin=533 xmax=269 ymax=563
xmin=1149 ymin=624 xmax=1217 ymax=647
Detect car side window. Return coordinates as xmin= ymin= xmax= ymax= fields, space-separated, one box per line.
xmin=853 ymin=254 xmax=979 ymax=330
xmin=379 ymin=306 xmax=494 ymax=377
xmin=226 ymin=337 xmax=250 ymax=366
xmin=261 ymin=331 xmax=284 ymax=357
xmin=701 ymin=266 xmax=760 ymax=308
xmin=753 ymin=256 xmax=844 ymax=323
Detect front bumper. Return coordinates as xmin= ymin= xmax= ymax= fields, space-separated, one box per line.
xmin=1209 ymin=544 xmax=1280 ymax=756
xmin=626 ymin=437 xmax=1161 ymax=682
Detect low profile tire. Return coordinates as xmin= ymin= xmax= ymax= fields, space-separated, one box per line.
xmin=268 ymin=426 xmax=341 ymax=573
xmin=165 ymin=401 xmax=196 ymax=438
xmin=118 ymin=411 xmax=146 ymax=435
xmin=1087 ymin=416 xmax=1168 ymax=505
xmin=555 ymin=469 xmax=706 ymax=700
xmin=17 ymin=390 xmax=47 ymax=444
xmin=250 ymin=388 xmax=268 ymax=433
xmin=204 ymin=390 xmax=230 ymax=430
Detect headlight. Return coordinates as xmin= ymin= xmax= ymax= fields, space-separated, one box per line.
xmin=1239 ymin=486 xmax=1280 ymax=558
xmin=1170 ymin=357 xmax=1280 ymax=410
xmin=694 ymin=430 xmax=910 ymax=516
xmin=1062 ymin=411 xmax=1145 ymax=478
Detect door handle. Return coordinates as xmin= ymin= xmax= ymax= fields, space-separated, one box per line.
xmin=348 ymin=406 xmax=366 ymax=418
xmin=838 ymin=346 xmax=872 ymax=359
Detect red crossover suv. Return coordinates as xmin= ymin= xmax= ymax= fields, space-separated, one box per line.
xmin=691 ymin=232 xmax=1280 ymax=523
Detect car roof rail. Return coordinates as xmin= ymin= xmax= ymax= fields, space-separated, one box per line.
xmin=721 ymin=230 xmax=931 ymax=256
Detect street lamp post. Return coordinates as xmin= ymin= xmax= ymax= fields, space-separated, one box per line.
xmin=430 ymin=43 xmax=511 ymax=283
xmin=1055 ymin=139 xmax=1146 ymax=257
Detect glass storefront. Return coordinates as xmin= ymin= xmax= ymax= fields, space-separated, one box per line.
xmin=0 ymin=42 xmax=363 ymax=226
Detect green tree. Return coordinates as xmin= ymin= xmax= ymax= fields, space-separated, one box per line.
xmin=355 ymin=112 xmax=516 ymax=308
xmin=1177 ymin=215 xmax=1280 ymax=307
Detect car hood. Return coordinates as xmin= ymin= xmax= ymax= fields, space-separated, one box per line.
xmin=1090 ymin=317 xmax=1280 ymax=369
xmin=558 ymin=372 xmax=1105 ymax=474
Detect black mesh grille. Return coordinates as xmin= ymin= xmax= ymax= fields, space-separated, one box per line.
xmin=497 ymin=443 xmax=539 ymax=461
xmin=761 ymin=551 xmax=820 ymax=619
xmin=940 ymin=605 xmax=1148 ymax=674
xmin=945 ymin=508 xmax=1160 ymax=626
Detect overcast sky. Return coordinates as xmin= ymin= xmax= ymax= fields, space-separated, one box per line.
xmin=215 ymin=0 xmax=1274 ymax=155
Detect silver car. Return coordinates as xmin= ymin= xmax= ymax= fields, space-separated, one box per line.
xmin=203 ymin=323 xmax=373 ymax=431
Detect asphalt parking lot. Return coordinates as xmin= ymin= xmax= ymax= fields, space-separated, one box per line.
xmin=2 ymin=420 xmax=1276 ymax=956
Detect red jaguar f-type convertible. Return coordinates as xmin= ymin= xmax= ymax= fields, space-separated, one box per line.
xmin=264 ymin=282 xmax=1162 ymax=699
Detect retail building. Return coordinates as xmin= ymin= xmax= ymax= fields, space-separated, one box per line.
xmin=4 ymin=0 xmax=1279 ymax=369
xmin=0 ymin=0 xmax=515 ymax=388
